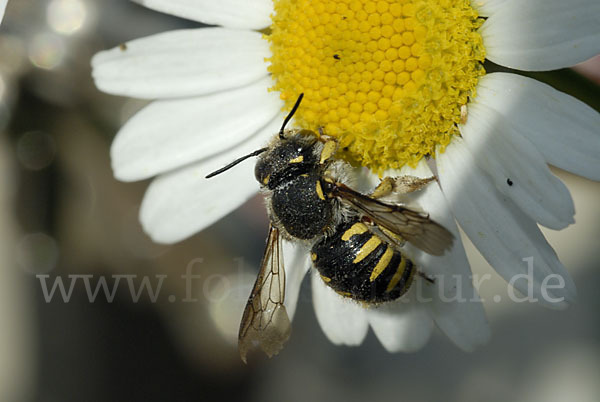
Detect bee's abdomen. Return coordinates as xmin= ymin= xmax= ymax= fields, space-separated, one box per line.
xmin=311 ymin=219 xmax=416 ymax=303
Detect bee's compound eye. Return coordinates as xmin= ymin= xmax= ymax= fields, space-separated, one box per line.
xmin=254 ymin=158 xmax=269 ymax=185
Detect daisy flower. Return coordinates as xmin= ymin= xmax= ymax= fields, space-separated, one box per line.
xmin=92 ymin=0 xmax=600 ymax=353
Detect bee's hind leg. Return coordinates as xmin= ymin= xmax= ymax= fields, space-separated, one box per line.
xmin=394 ymin=176 xmax=436 ymax=194
xmin=370 ymin=176 xmax=436 ymax=199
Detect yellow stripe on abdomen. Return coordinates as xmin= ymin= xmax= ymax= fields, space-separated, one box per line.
xmin=369 ymin=246 xmax=394 ymax=282
xmin=386 ymin=257 xmax=407 ymax=293
xmin=353 ymin=236 xmax=382 ymax=263
xmin=341 ymin=222 xmax=368 ymax=241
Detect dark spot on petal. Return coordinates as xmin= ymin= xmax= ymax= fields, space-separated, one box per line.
xmin=507 ymin=178 xmax=513 ymax=186
xmin=333 ymin=54 xmax=341 ymax=60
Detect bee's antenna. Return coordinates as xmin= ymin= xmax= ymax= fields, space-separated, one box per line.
xmin=279 ymin=93 xmax=304 ymax=139
xmin=205 ymin=147 xmax=268 ymax=179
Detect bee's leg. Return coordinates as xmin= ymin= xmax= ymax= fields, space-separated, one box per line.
xmin=313 ymin=127 xmax=339 ymax=165
xmin=393 ymin=176 xmax=436 ymax=194
xmin=369 ymin=177 xmax=396 ymax=199
xmin=370 ymin=176 xmax=436 ymax=199
xmin=417 ymin=271 xmax=435 ymax=284
xmin=318 ymin=139 xmax=338 ymax=165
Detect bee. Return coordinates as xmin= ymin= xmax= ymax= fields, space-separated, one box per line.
xmin=206 ymin=94 xmax=454 ymax=362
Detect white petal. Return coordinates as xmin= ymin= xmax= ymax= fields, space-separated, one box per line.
xmin=282 ymin=240 xmax=310 ymax=321
xmin=139 ymin=116 xmax=281 ymax=244
xmin=310 ymin=271 xmax=369 ymax=346
xmin=394 ymin=161 xmax=491 ymax=351
xmin=132 ymin=0 xmax=272 ymax=30
xmin=0 ymin=0 xmax=7 ymax=23
xmin=459 ymin=102 xmax=575 ymax=230
xmin=92 ymin=28 xmax=270 ymax=99
xmin=481 ymin=0 xmax=600 ymax=71
xmin=475 ymin=72 xmax=600 ymax=181
xmin=436 ymin=138 xmax=577 ymax=309
xmin=112 ymin=77 xmax=282 ymax=181
xmin=359 ymin=163 xmax=489 ymax=351
xmin=365 ymin=295 xmax=433 ymax=353
xmin=470 ymin=0 xmax=509 ymax=17
xmin=423 ymin=275 xmax=491 ymax=352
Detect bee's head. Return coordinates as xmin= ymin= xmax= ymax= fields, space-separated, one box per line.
xmin=254 ymin=132 xmax=319 ymax=189
xmin=205 ymin=93 xmax=311 ymax=183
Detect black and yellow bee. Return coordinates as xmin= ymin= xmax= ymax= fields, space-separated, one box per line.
xmin=206 ymin=94 xmax=453 ymax=362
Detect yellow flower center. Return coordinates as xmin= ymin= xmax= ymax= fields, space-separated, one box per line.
xmin=267 ymin=0 xmax=485 ymax=173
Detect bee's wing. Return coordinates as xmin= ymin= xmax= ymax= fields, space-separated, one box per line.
xmin=238 ymin=225 xmax=291 ymax=363
xmin=332 ymin=182 xmax=454 ymax=255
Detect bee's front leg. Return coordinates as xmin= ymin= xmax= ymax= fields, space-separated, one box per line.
xmin=318 ymin=140 xmax=338 ymax=165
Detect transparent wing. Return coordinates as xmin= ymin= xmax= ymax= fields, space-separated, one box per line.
xmin=332 ymin=182 xmax=454 ymax=255
xmin=238 ymin=225 xmax=291 ymax=363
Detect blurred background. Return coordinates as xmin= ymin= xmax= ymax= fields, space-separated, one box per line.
xmin=0 ymin=1 xmax=599 ymax=401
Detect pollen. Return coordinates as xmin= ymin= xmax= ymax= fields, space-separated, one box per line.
xmin=267 ymin=0 xmax=485 ymax=173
